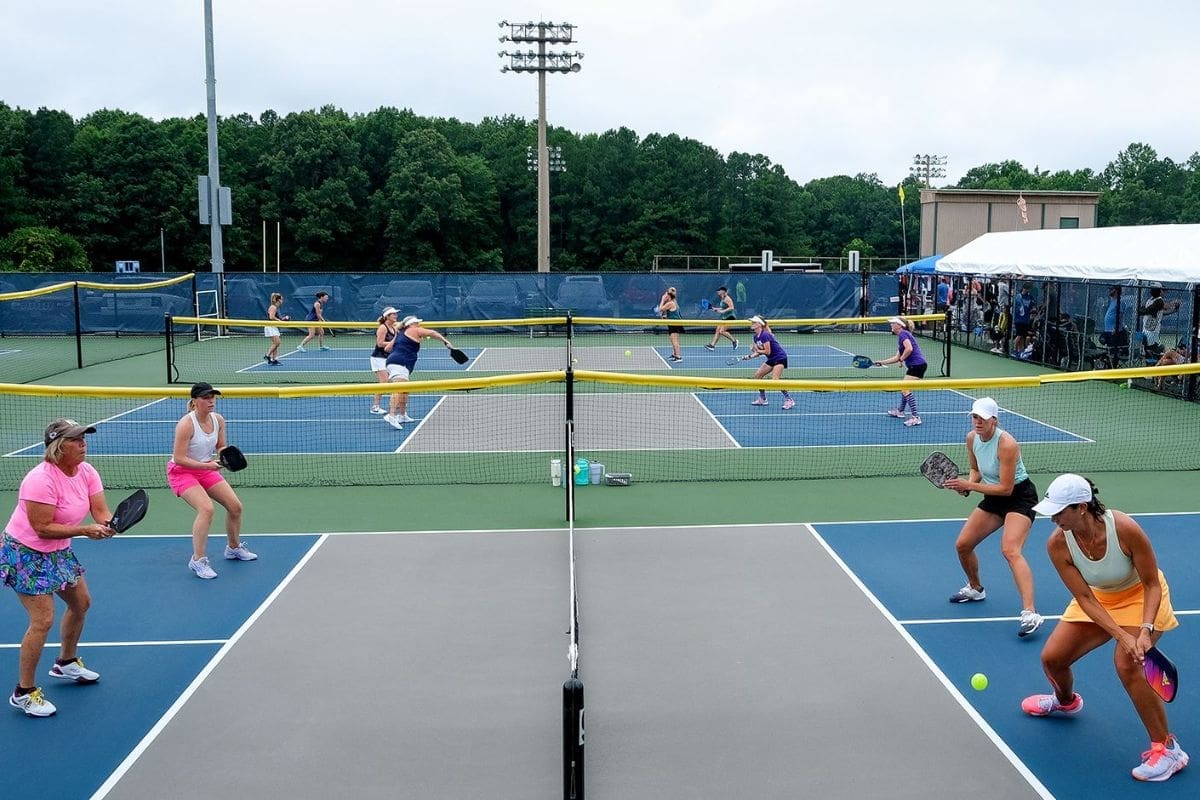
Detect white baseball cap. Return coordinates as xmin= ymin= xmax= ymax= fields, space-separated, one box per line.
xmin=887 ymin=316 xmax=906 ymax=328
xmin=969 ymin=397 xmax=999 ymax=420
xmin=748 ymin=315 xmax=765 ymax=326
xmin=401 ymin=315 xmax=422 ymax=327
xmin=1032 ymin=474 xmax=1093 ymax=516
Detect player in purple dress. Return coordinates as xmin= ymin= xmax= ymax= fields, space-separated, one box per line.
xmin=875 ymin=316 xmax=927 ymax=426
xmin=748 ymin=316 xmax=795 ymax=409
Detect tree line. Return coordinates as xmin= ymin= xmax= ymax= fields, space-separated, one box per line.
xmin=1 ymin=102 xmax=1198 ymax=273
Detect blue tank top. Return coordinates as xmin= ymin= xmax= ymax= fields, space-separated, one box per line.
xmin=371 ymin=325 xmax=396 ymax=359
xmin=386 ymin=332 xmax=421 ymax=370
xmin=971 ymin=428 xmax=1028 ymax=486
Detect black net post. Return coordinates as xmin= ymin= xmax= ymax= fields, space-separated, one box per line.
xmin=72 ymin=282 xmax=83 ymax=370
xmin=165 ymin=313 xmax=175 ymax=384
xmin=563 ymin=675 xmax=584 ymax=799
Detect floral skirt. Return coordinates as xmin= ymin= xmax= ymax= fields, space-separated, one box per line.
xmin=0 ymin=534 xmax=85 ymax=595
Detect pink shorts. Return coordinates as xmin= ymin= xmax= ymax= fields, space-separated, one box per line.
xmin=167 ymin=461 xmax=226 ymax=496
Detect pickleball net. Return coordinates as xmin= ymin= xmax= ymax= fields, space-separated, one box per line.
xmin=164 ymin=312 xmax=951 ymax=385
xmin=0 ymin=274 xmax=197 ymax=384
xmin=563 ymin=417 xmax=585 ymax=799
xmin=2 ymin=362 xmax=1198 ymax=491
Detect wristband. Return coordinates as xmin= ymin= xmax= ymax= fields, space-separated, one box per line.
xmin=1140 ymin=622 xmax=1155 ymax=633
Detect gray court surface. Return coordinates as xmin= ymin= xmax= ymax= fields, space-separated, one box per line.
xmin=103 ymin=525 xmax=1041 ymax=799
xmin=471 ymin=344 xmax=670 ymax=372
xmin=404 ymin=393 xmax=734 ymax=453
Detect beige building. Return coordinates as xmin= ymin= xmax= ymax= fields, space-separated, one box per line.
xmin=919 ymin=189 xmax=1101 ymax=257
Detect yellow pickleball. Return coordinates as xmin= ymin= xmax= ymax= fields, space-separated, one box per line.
xmin=625 ymin=350 xmax=632 ymax=357
xmin=971 ymin=673 xmax=988 ymax=691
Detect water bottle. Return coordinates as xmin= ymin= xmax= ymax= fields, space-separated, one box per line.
xmin=589 ymin=462 xmax=603 ymax=485
xmin=551 ymin=459 xmax=562 ymax=487
xmin=574 ymin=458 xmax=589 ymax=486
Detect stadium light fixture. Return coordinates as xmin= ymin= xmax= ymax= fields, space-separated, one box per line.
xmin=499 ymin=20 xmax=583 ymax=272
xmin=910 ymin=154 xmax=948 ymax=188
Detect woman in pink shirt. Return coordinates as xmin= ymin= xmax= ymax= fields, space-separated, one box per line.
xmin=1 ymin=419 xmax=116 ymax=718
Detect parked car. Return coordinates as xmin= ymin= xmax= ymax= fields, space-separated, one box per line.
xmin=553 ymin=276 xmax=615 ymax=318
xmin=81 ymin=291 xmax=192 ymax=332
xmin=373 ymin=279 xmax=439 ymax=320
xmin=459 ymin=278 xmax=524 ymax=320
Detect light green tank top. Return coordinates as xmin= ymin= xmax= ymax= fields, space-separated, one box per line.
xmin=971 ymin=428 xmax=1028 ymax=485
xmin=1064 ymin=510 xmax=1139 ymax=592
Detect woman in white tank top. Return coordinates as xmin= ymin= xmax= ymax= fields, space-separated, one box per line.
xmin=1020 ymin=474 xmax=1185 ymax=783
xmin=167 ymin=383 xmax=256 ymax=580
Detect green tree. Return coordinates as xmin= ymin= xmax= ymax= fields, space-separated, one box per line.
xmin=262 ymin=106 xmax=370 ymax=267
xmin=372 ymin=127 xmax=502 ymax=271
xmin=0 ymin=225 xmax=88 ymax=271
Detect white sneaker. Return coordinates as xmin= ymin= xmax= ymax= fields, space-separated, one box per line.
xmin=398 ymin=414 xmax=416 ymax=423
xmin=949 ymin=584 xmax=986 ymax=603
xmin=384 ymin=414 xmax=404 ymax=430
xmin=782 ymin=397 xmax=795 ymax=410
xmin=751 ymin=397 xmax=768 ymax=406
xmin=887 ymin=408 xmax=905 ymax=418
xmin=369 ymin=406 xmax=386 ymax=415
xmin=1132 ymin=738 xmax=1189 ymax=782
xmin=189 ymin=557 xmax=217 ymax=580
xmin=1018 ymin=609 xmax=1044 ymax=638
xmin=296 ymin=345 xmax=306 ymax=352
xmin=9 ymin=688 xmax=56 ymax=717
xmin=224 ymin=542 xmax=258 ymax=561
xmin=48 ymin=658 xmax=99 ymax=683
xmin=903 ymin=416 xmax=922 ymax=427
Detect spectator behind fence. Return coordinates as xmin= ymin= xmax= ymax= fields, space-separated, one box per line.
xmin=1138 ymin=285 xmax=1181 ymax=356
xmin=1153 ymin=338 xmax=1194 ymax=390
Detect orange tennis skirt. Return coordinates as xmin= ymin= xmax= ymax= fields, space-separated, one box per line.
xmin=1061 ymin=569 xmax=1178 ymax=631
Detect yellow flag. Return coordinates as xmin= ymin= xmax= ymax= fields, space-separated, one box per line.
xmin=898 ymin=184 xmax=906 ymax=204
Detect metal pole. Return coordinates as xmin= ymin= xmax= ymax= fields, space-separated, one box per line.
xmin=276 ymin=221 xmax=281 ymax=272
xmin=262 ymin=219 xmax=267 ymax=273
xmin=160 ymin=227 xmax=166 ymax=271
xmin=203 ymin=0 xmax=224 ymax=273
xmin=537 ymin=33 xmax=550 ymax=273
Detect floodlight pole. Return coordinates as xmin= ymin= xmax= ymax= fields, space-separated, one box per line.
xmin=203 ymin=0 xmax=224 ymax=273
xmin=500 ymin=21 xmax=583 ymax=273
xmin=910 ymin=154 xmax=948 ymax=188
xmin=537 ymin=62 xmax=549 ymax=273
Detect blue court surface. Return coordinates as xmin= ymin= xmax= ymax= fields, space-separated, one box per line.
xmin=236 ymin=346 xmax=479 ymax=374
xmin=814 ymin=513 xmax=1199 ymax=799
xmin=2 ymin=395 xmax=454 ymax=458
xmin=2 ymin=388 xmax=1088 ymax=460
xmin=0 ymin=534 xmax=320 ymax=800
xmin=695 ymin=388 xmax=1088 ymax=448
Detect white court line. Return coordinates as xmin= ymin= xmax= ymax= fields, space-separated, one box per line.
xmin=0 ymin=639 xmax=226 ymax=650
xmin=804 ymin=522 xmax=1056 ymax=800
xmin=89 ymin=533 xmax=329 ymax=800
xmin=688 ymin=391 xmax=740 ymax=448
xmin=2 ymin=397 xmax=172 ymax=458
xmin=394 ymin=396 xmax=444 ymax=453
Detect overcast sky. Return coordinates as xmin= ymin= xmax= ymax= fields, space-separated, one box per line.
xmin=4 ymin=1 xmax=1198 ymax=186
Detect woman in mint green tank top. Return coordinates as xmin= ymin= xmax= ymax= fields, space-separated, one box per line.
xmin=941 ymin=397 xmax=1043 ymax=639
xmin=1020 ymin=474 xmax=1185 ymax=783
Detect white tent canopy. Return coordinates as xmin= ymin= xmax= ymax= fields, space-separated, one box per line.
xmin=935 ymin=224 xmax=1200 ymax=285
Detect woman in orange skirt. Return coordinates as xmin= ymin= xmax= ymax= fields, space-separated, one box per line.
xmin=1021 ymin=474 xmax=1186 ymax=783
